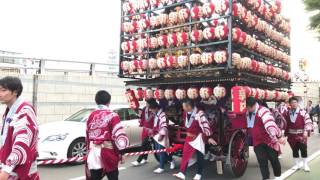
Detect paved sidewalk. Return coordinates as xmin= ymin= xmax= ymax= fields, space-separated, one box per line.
xmin=286 ymin=156 xmax=320 ymax=180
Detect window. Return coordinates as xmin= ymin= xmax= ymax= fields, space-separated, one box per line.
xmin=64 ymin=108 xmax=94 ymax=122
xmin=114 ymin=108 xmax=129 ymax=121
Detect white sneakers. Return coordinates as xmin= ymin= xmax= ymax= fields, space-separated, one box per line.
xmin=170 ymin=160 xmax=176 ymax=170
xmin=173 ymin=172 xmax=201 ymax=180
xmin=193 ymin=174 xmax=202 ymax=180
xmin=153 ymin=168 xmax=165 ymax=174
xmin=131 ymin=159 xmax=147 ymax=167
xmin=173 ymin=172 xmax=185 ymax=180
xmin=292 ymin=158 xmax=311 ymax=172
xmin=303 ymin=158 xmax=311 ymax=172
xmin=274 ymin=176 xmax=283 ymax=180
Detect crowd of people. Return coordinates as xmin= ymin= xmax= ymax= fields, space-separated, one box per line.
xmin=0 ymin=76 xmax=317 ymax=180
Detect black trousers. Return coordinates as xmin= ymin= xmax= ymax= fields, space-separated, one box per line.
xmin=90 ymin=169 xmax=119 ymax=180
xmin=254 ymin=143 xmax=281 ymax=180
xmin=137 ymin=137 xmax=152 ymax=162
xmin=292 ymin=142 xmax=308 ymax=158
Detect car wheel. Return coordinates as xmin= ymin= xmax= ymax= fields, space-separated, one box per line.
xmin=67 ymin=138 xmax=87 ymax=162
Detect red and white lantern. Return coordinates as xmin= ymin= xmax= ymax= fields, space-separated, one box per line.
xmin=165 ymin=88 xmax=175 ymax=100
xmin=271 ymin=0 xmax=282 ymax=14
xmin=203 ymin=2 xmax=215 ymax=17
xmin=168 ymin=33 xmax=178 ymax=47
xmin=187 ymin=87 xmax=199 ymax=100
xmin=158 ymin=35 xmax=168 ymax=47
xmin=232 ymin=28 xmax=242 ymax=43
xmin=177 ymin=55 xmax=188 ymax=68
xmin=191 ymin=6 xmax=203 ymax=19
xmin=135 ymin=88 xmax=144 ymax=101
xmin=213 ymin=85 xmax=226 ymax=99
xmin=129 ymin=60 xmax=139 ymax=72
xmin=121 ymin=41 xmax=130 ymax=53
xmin=154 ymin=88 xmax=165 ymax=100
xmin=144 ymin=88 xmax=154 ymax=100
xmin=149 ymin=37 xmax=159 ymax=49
xmin=139 ymin=0 xmax=150 ymax=10
xmin=201 ymin=52 xmax=214 ymax=65
xmin=150 ymin=0 xmax=160 ymax=7
xmin=148 ymin=58 xmax=158 ymax=70
xmin=158 ymin=14 xmax=169 ymax=26
xmin=191 ymin=29 xmax=203 ymax=43
xmin=177 ymin=32 xmax=188 ymax=46
xmin=215 ymin=0 xmax=229 ymax=15
xmin=232 ymin=53 xmax=242 ymax=68
xmin=175 ymin=88 xmax=187 ymax=100
xmin=126 ymin=88 xmax=140 ymax=109
xmin=137 ymin=18 xmax=150 ymax=31
xmin=166 ymin=55 xmax=178 ymax=69
xmin=157 ymin=57 xmax=167 ymax=69
xmin=190 ymin=53 xmax=201 ymax=65
xmin=129 ymin=40 xmax=137 ymax=53
xmin=203 ymin=27 xmax=215 ymax=40
xmin=214 ymin=50 xmax=228 ymax=64
xmin=123 ymin=2 xmax=133 ymax=14
xmin=138 ymin=59 xmax=148 ymax=71
xmin=200 ymin=87 xmax=213 ymax=100
xmin=169 ymin=11 xmax=178 ymax=25
xmin=137 ymin=38 xmax=148 ymax=52
xmin=215 ymin=25 xmax=228 ymax=40
xmin=232 ymin=3 xmax=243 ymax=18
xmin=150 ymin=16 xmax=159 ymax=28
xmin=177 ymin=8 xmax=189 ymax=23
xmin=121 ymin=60 xmax=130 ymax=72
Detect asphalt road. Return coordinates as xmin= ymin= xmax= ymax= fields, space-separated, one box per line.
xmin=39 ymin=134 xmax=320 ymax=180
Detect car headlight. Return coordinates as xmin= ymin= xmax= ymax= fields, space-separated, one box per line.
xmin=43 ymin=133 xmax=69 ymax=142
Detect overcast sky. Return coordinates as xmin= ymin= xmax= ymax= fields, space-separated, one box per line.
xmin=0 ymin=0 xmax=319 ymax=80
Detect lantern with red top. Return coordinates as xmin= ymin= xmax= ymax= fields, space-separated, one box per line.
xmin=200 ymin=86 xmax=213 ymax=100
xmin=154 ymin=87 xmax=165 ymax=100
xmin=135 ymin=88 xmax=144 ymax=101
xmin=187 ymin=86 xmax=199 ymax=100
xmin=125 ymin=88 xmax=140 ymax=110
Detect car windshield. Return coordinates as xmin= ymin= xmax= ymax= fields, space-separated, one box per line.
xmin=64 ymin=108 xmax=94 ymax=122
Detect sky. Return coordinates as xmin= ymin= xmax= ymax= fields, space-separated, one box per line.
xmin=0 ymin=0 xmax=319 ymax=80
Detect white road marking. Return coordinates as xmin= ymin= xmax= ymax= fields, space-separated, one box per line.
xmin=69 ymin=167 xmax=127 ymax=180
xmin=281 ymin=149 xmax=320 ymax=179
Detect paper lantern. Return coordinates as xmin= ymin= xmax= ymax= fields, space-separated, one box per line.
xmin=231 ymin=86 xmax=246 ymax=113
xmin=215 ymin=0 xmax=229 ymax=14
xmin=149 ymin=37 xmax=159 ymax=49
xmin=191 ymin=6 xmax=203 ymax=19
xmin=131 ymin=0 xmax=139 ymax=11
xmin=190 ymin=53 xmax=201 ymax=65
xmin=137 ymin=18 xmax=150 ymax=31
xmin=232 ymin=3 xmax=243 ymax=18
xmin=243 ymin=86 xmax=252 ymax=97
xmin=232 ymin=53 xmax=242 ymax=68
xmin=129 ymin=40 xmax=137 ymax=53
xmin=200 ymin=87 xmax=213 ymax=100
xmin=238 ymin=31 xmax=247 ymax=45
xmin=264 ymin=7 xmax=273 ymax=21
xmin=165 ymin=88 xmax=175 ymax=100
xmin=232 ymin=28 xmax=242 ymax=43
xmin=122 ymin=22 xmax=132 ymax=33
xmin=265 ymin=90 xmax=275 ymax=101
xmin=175 ymin=88 xmax=187 ymax=100
xmin=201 ymin=52 xmax=214 ymax=65
xmin=135 ymin=88 xmax=144 ymax=101
xmin=271 ymin=0 xmax=282 ymax=14
xmin=166 ymin=55 xmax=178 ymax=69
xmin=256 ymin=88 xmax=265 ymax=100
xmin=150 ymin=0 xmax=160 ymax=7
xmin=154 ymin=88 xmax=165 ymax=100
xmin=275 ymin=91 xmax=281 ymax=101
xmin=258 ymin=5 xmax=266 ymax=16
xmin=246 ymin=0 xmax=255 ymax=7
xmin=129 ymin=60 xmax=139 ymax=73
xmin=203 ymin=27 xmax=215 ymax=40
xmin=157 ymin=57 xmax=167 ymax=69
xmin=125 ymin=89 xmax=140 ymax=109
xmin=138 ymin=59 xmax=148 ymax=70
xmin=121 ymin=41 xmax=130 ymax=53
xmin=177 ymin=55 xmax=188 ymax=68
xmin=214 ymin=50 xmax=228 ymax=64
xmin=137 ymin=38 xmax=148 ymax=52
xmin=177 ymin=32 xmax=188 ymax=46
xmin=169 ymin=11 xmax=178 ymax=25
xmin=253 ymin=0 xmax=262 ymax=10
xmin=213 ymin=85 xmax=226 ymax=99
xmin=150 ymin=16 xmax=159 ymax=28
xmin=144 ymin=88 xmax=154 ymax=100
xmin=168 ymin=33 xmax=178 ymax=47
xmin=187 ymin=87 xmax=199 ymax=100
xmin=121 ymin=60 xmax=130 ymax=72
xmin=215 ymin=25 xmax=228 ymax=40
xmin=178 ymin=8 xmax=189 ymax=22
xmin=158 ymin=14 xmax=168 ymax=26
xmin=158 ymin=35 xmax=168 ymax=47
xmin=123 ymin=2 xmax=133 ymax=14
xmin=139 ymin=0 xmax=150 ymax=10
xmin=191 ymin=29 xmax=203 ymax=43
xmin=203 ymin=2 xmax=215 ymax=17
xmin=148 ymin=58 xmax=158 ymax=70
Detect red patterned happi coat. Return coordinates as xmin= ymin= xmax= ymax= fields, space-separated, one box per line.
xmin=284 ymin=108 xmax=313 ymax=147
xmin=0 ymin=99 xmax=39 ymax=180
xmin=86 ymin=105 xmax=129 ymax=179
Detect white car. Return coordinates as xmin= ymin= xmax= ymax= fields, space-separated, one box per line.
xmin=38 ymin=105 xmax=142 ymax=161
